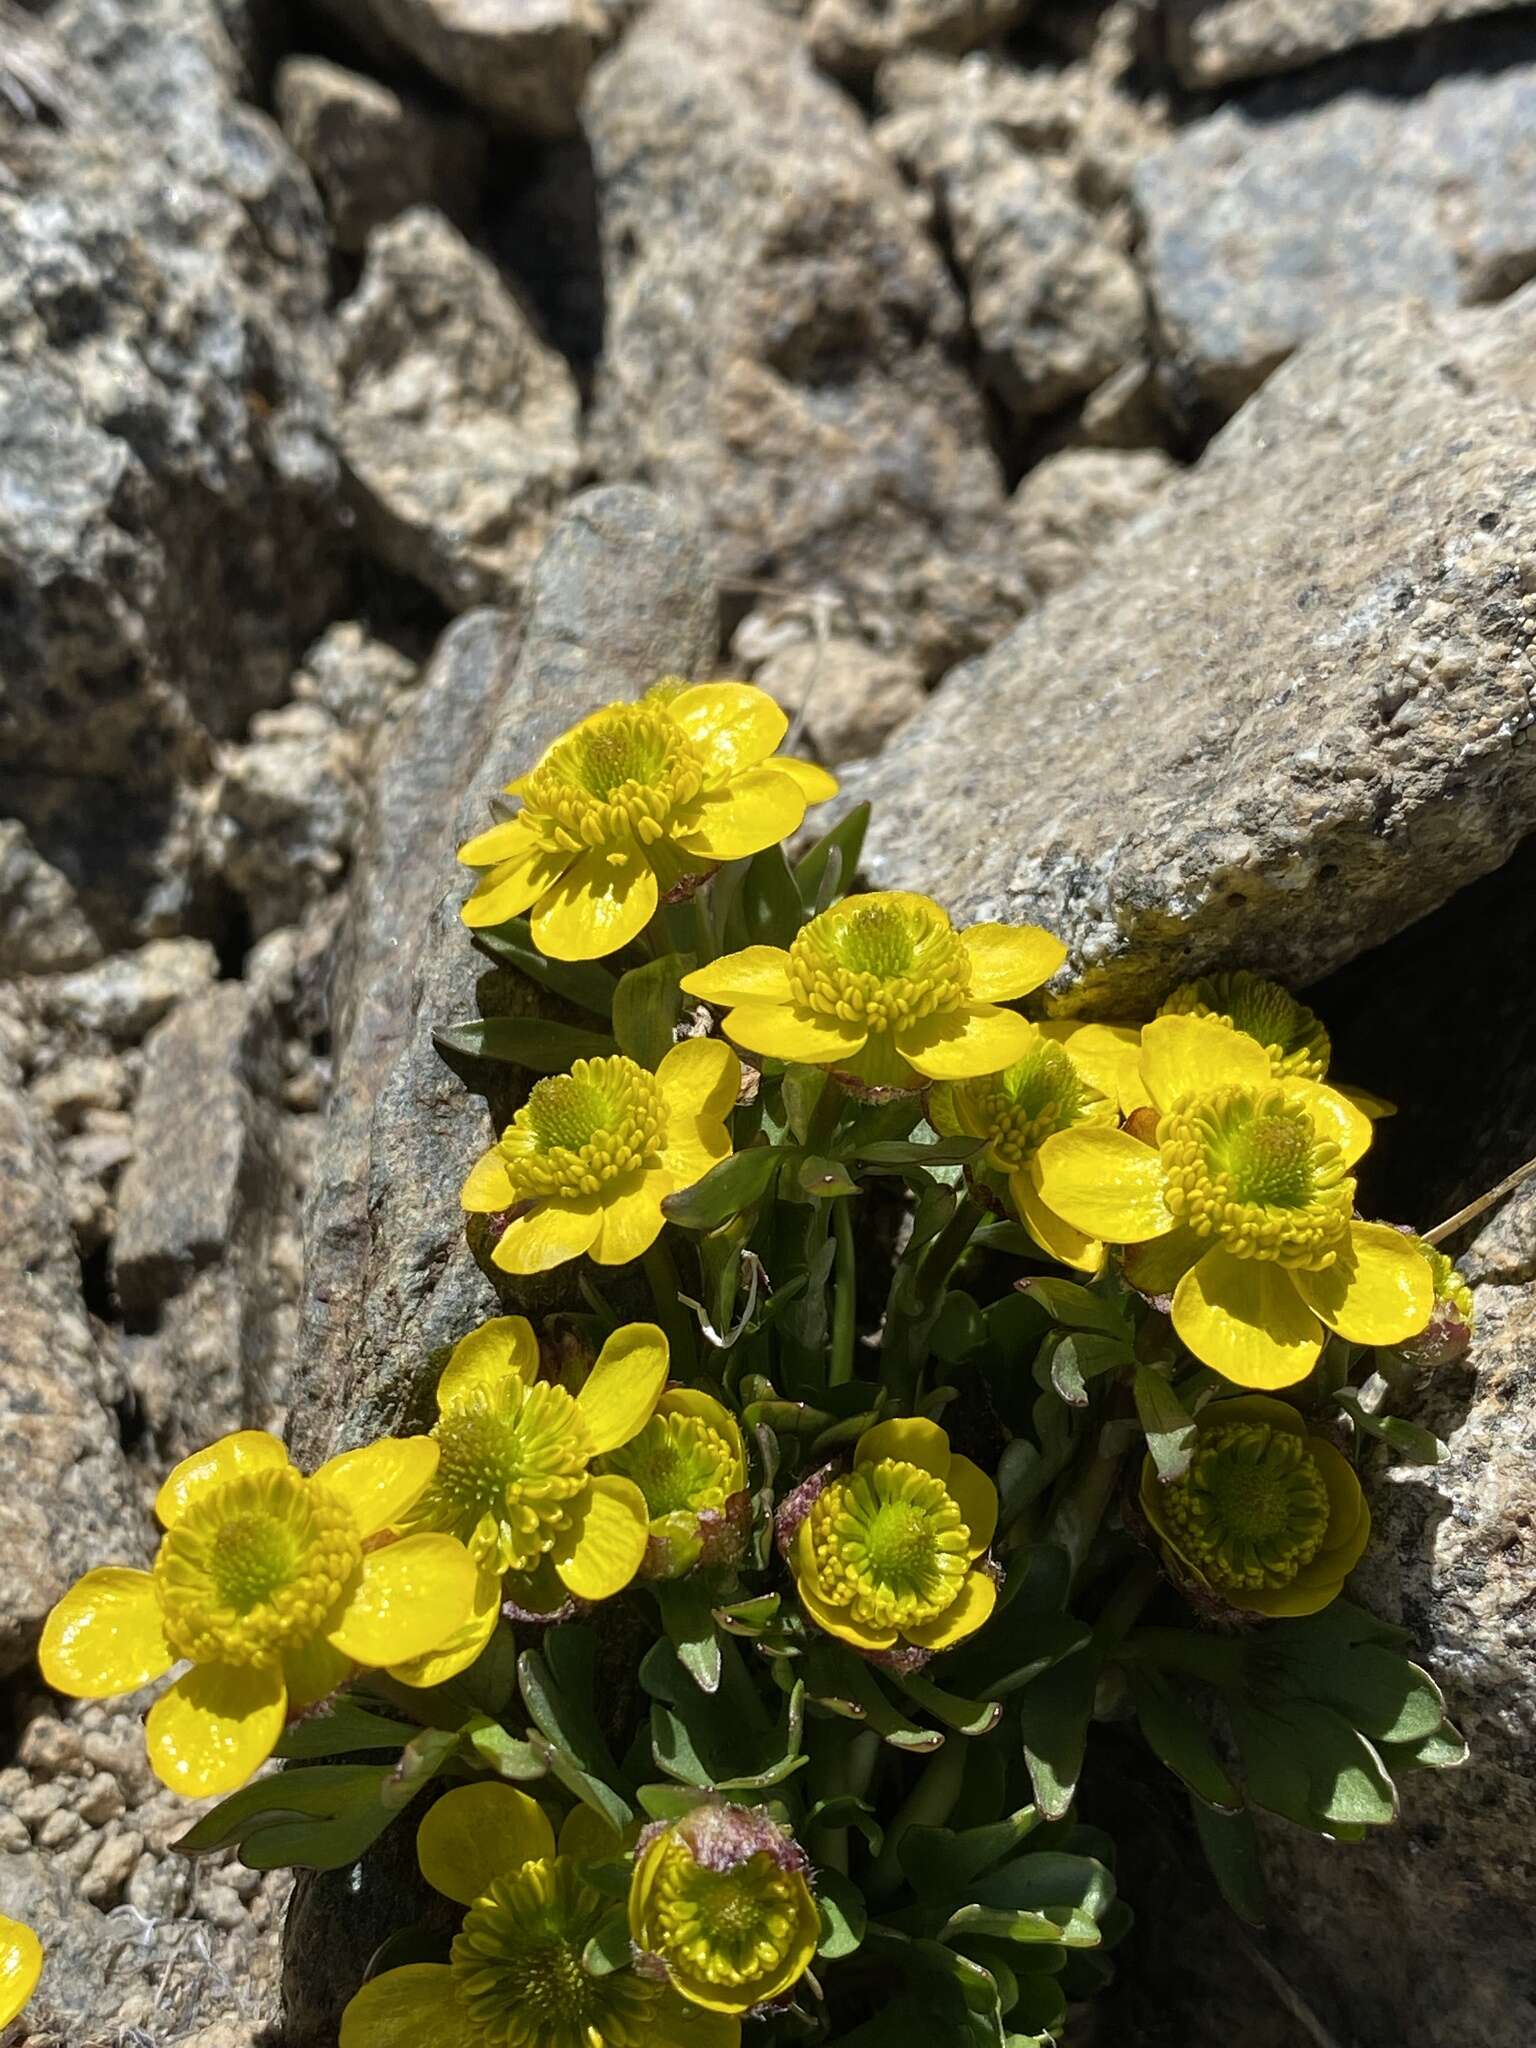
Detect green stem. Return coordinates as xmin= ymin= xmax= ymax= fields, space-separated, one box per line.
xmin=804 ymin=1073 xmax=845 ymax=1155
xmin=690 ymin=888 xmax=715 ymax=969
xmin=865 ymin=1735 xmax=967 ymax=1904
xmin=1117 ymin=1626 xmax=1246 ymax=1686
xmin=917 ymin=1193 xmax=987 ymax=1304
xmin=643 ymin=1237 xmax=694 ymax=1375
xmin=1047 ymin=1442 xmax=1126 ymax=1588
xmin=1091 ymin=1559 xmax=1161 ymax=1653
xmin=829 ymin=1198 xmax=857 ymax=1386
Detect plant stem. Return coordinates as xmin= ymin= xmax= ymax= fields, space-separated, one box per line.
xmin=829 ymin=1198 xmax=858 ymax=1386
xmin=804 ymin=1073 xmax=844 ymax=1155
xmin=690 ymin=887 xmax=715 ymax=969
xmin=643 ymin=1237 xmax=694 ymax=1374
xmin=865 ymin=1735 xmax=967 ymax=1904
xmin=918 ymin=1192 xmax=987 ymax=1303
xmin=1091 ymin=1558 xmax=1161 ymax=1653
xmin=1048 ymin=1442 xmax=1126 ymax=1588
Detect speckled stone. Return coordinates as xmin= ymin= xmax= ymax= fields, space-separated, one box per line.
xmin=805 ymin=0 xmax=1027 ymax=79
xmin=1164 ymin=0 xmax=1515 ymax=86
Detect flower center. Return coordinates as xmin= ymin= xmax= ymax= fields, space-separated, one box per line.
xmin=1161 ymin=971 xmax=1330 ymax=1081
xmin=650 ymin=1845 xmax=806 ymax=1994
xmin=498 ymin=1057 xmax=667 ymax=1203
xmin=519 ymin=704 xmax=706 ymax=854
xmin=600 ymin=1413 xmax=736 ymax=1519
xmin=1158 ymin=1084 xmax=1353 ymax=1267
xmin=808 ymin=1459 xmax=970 ymax=1630
xmin=154 ymin=1469 xmax=361 ymax=1667
xmin=453 ymin=1860 xmax=660 ymax=2048
xmin=413 ymin=1382 xmax=593 ymax=1574
xmin=1161 ymin=1422 xmax=1331 ymax=1592
xmin=786 ymin=894 xmax=971 ymax=1036
xmin=962 ymin=1036 xmax=1102 ymax=1168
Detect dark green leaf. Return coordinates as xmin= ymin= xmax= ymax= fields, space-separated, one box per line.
xmin=1335 ymin=1387 xmax=1445 ymax=1465
xmin=1017 ymin=1278 xmax=1129 ymax=1336
xmin=662 ymin=1145 xmax=785 ymax=1228
xmin=1049 ymin=1332 xmax=1134 ymax=1407
xmin=898 ymin=1670 xmax=1003 ymax=1736
xmin=740 ymin=844 xmax=806 ymax=948
xmin=816 ymin=1868 xmax=867 ymax=1959
xmin=432 ymin=1016 xmax=616 ymax=1072
xmin=582 ymin=1910 xmax=633 ymax=1977
xmin=175 ymin=1764 xmax=411 ymax=1873
xmin=855 ymin=1137 xmax=985 ymax=1170
xmin=1130 ymin=1669 xmax=1240 ymax=1811
xmin=275 ymin=1697 xmax=420 ymax=1760
xmin=943 ymin=1852 xmax=1113 ymax=1949
xmin=1190 ymin=1800 xmax=1266 ymax=1926
xmin=795 ymin=1154 xmax=860 ymax=1199
xmin=795 ymin=802 xmax=869 ymax=912
xmin=1016 ymin=1649 xmax=1100 ymax=1821
xmin=900 ymin=1809 xmax=1042 ymax=1901
xmin=463 ymin=1718 xmax=546 ymax=1782
xmin=1379 ymin=1719 xmax=1469 ymax=1773
xmin=803 ymin=1643 xmax=945 ymax=1751
xmin=520 ymin=1630 xmax=632 ymax=1830
xmin=471 ymin=919 xmax=619 ymax=1017
xmin=1132 ymin=1365 xmax=1198 ymax=1483
xmin=381 ymin=1726 xmax=461 ymax=1812
xmin=612 ymin=954 xmax=692 ymax=1071
xmin=1261 ymin=1610 xmax=1446 ymax=1745
xmin=657 ymin=1578 xmax=723 ymax=1695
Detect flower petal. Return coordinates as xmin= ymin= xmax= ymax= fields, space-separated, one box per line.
xmin=0 ymin=1916 xmax=42 ymax=2030
xmin=1121 ymin=1222 xmax=1206 ymax=1297
xmin=437 ymin=1316 xmax=541 ymax=1411
xmin=673 ymin=768 xmax=807 ymax=862
xmin=905 ymin=1568 xmax=997 ymax=1650
xmin=1042 ymin=1021 xmax=1150 ymax=1113
xmin=339 ymin=1965 xmax=468 ymax=2048
xmin=1194 ymin=1393 xmax=1307 ymax=1438
xmin=313 ymin=1436 xmax=440 ymax=1540
xmin=155 ymin=1430 xmax=292 ymax=1529
xmin=389 ymin=1567 xmax=503 ymax=1691
xmin=457 ymin=814 xmax=539 ymax=870
xmin=721 ymin=1002 xmax=866 ymax=1067
xmin=896 ymin=1002 xmax=1035 ymax=1082
xmin=417 ymin=1782 xmax=555 ymax=1905
xmin=771 ymin=755 xmax=839 ymax=804
xmin=460 ymin=1146 xmax=516 ymax=1213
xmin=146 ymin=1662 xmax=286 ymax=1798
xmin=282 ymin=1636 xmax=354 ymax=1710
xmin=854 ymin=1417 xmax=952 ymax=1478
xmin=492 ymin=1196 xmax=602 ymax=1275
xmin=589 ymin=1167 xmax=672 ymax=1266
xmin=667 ymin=681 xmax=788 ymax=776
xmin=1014 ymin=1169 xmax=1105 ymax=1275
xmin=1340 ymin=1083 xmax=1397 ymax=1121
xmin=577 ymin=1322 xmax=670 ymax=1453
xmin=39 ymin=1568 xmax=175 ymax=1699
xmin=1140 ymin=1012 xmax=1270 ymax=1112
xmin=1033 ymin=1125 xmax=1173 ymax=1244
xmin=531 ymin=843 xmax=658 ymax=962
xmin=461 ymin=841 xmax=572 ymax=930
xmin=679 ymin=948 xmax=793 ymax=1009
xmin=551 ymin=1475 xmax=650 ymax=1600
xmin=1285 ymin=1078 xmax=1373 ymax=1170
xmin=659 ymin=1115 xmax=732 ymax=1192
xmin=651 ymin=1994 xmax=743 ymax=2048
xmin=960 ymin=923 xmax=1068 ymax=1001
xmin=1171 ymin=1249 xmax=1322 ymax=1389
xmin=328 ymin=1535 xmax=479 ymax=1669
xmin=1293 ymin=1223 xmax=1434 ymax=1346
xmin=657 ymin=1035 xmax=742 ymax=1119
xmin=944 ymin=1456 xmax=999 ymax=1556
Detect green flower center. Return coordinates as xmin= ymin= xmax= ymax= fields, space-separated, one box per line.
xmin=787 ymin=895 xmax=971 ymax=1036
xmin=1158 ymin=1084 xmax=1353 ymax=1268
xmin=498 ymin=1057 xmax=667 ymax=1203
xmin=154 ymin=1469 xmax=360 ymax=1667
xmin=601 ymin=1412 xmax=736 ymax=1519
xmin=453 ymin=1859 xmax=660 ymax=2048
xmin=1161 ymin=972 xmax=1330 ymax=1081
xmin=1161 ymin=1422 xmax=1331 ymax=1592
xmin=410 ymin=1382 xmax=593 ymax=1574
xmin=959 ymin=1037 xmax=1103 ymax=1168
xmin=649 ymin=1844 xmax=807 ymax=1994
xmin=520 ymin=703 xmax=706 ymax=855
xmin=808 ymin=1458 xmax=970 ymax=1631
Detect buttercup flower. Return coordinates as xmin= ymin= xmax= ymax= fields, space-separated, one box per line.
xmin=458 ymin=681 xmax=837 ymax=960
xmin=1032 ymin=1015 xmax=1433 ymax=1388
xmin=929 ymin=1021 xmax=1121 ymax=1270
xmin=1382 ymin=1240 xmax=1475 ymax=1370
xmin=0 ymin=1917 xmax=41 ymax=2029
xmin=1140 ymin=1395 xmax=1369 ymax=1617
xmin=342 ymin=1783 xmax=738 ymax=2048
xmin=39 ymin=1432 xmax=478 ymax=1797
xmin=462 ymin=1040 xmax=740 ymax=1275
xmin=790 ymin=1418 xmax=998 ymax=1655
xmin=629 ymin=1804 xmax=819 ymax=2017
xmin=1160 ymin=971 xmax=1331 ymax=1081
xmin=681 ymin=892 xmax=1066 ymax=1094
xmin=399 ymin=1317 xmax=670 ymax=1614
xmin=597 ymin=1389 xmax=750 ymax=1580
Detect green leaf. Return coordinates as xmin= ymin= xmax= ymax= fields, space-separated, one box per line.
xmin=795 ymin=801 xmax=869 ymax=912
xmin=582 ymin=1909 xmax=633 ymax=1977
xmin=1379 ymin=1719 xmax=1469 ymax=1773
xmin=804 ymin=1795 xmax=885 ymax=1853
xmin=1016 ymin=1278 xmax=1129 ymax=1336
xmin=520 ymin=1630 xmax=633 ymax=1831
xmin=816 ymin=1868 xmax=867 ymax=1958
xmin=657 ymin=1578 xmax=723 ymax=1695
xmin=943 ymin=1853 xmax=1114 ymax=1949
xmin=795 ymin=1154 xmax=860 ymax=1199
xmin=471 ymin=919 xmax=619 ymax=1017
xmin=381 ymin=1726 xmax=461 ymax=1813
xmin=174 ymin=1763 xmax=416 ymax=1873
xmin=1335 ymin=1387 xmax=1445 ymax=1465
xmin=636 ymin=1783 xmax=714 ymax=1822
xmin=803 ymin=1642 xmax=945 ymax=1751
xmin=1132 ymin=1365 xmax=1198 ymax=1483
xmin=1016 ymin=1649 xmax=1099 ymax=1821
xmin=1129 ymin=1669 xmax=1240 ymax=1811
xmin=1259 ymin=1605 xmax=1446 ymax=1744
xmin=740 ymin=844 xmax=806 ymax=948
xmin=463 ymin=1718 xmax=546 ymax=1782
xmin=432 ymin=1016 xmax=616 ymax=1073
xmin=274 ymin=1697 xmax=420 ymax=1760
xmin=900 ymin=1810 xmax=1042 ymax=1902
xmin=1190 ymin=1800 xmax=1266 ymax=1926
xmin=1229 ymin=1698 xmax=1397 ymax=1831
xmin=612 ymin=953 xmax=692 ymax=1071
xmin=662 ymin=1145 xmax=785 ymax=1228
xmin=1049 ymin=1333 xmax=1134 ymax=1407
xmin=855 ymin=1137 xmax=985 ymax=1170
xmin=898 ymin=1671 xmax=1003 ymax=1737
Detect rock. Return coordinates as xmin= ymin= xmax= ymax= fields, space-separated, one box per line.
xmin=1164 ymin=0 xmax=1514 ymax=87
xmin=336 ymin=207 xmax=582 ymax=612
xmin=1077 ymin=353 xmax=1174 ymax=449
xmin=752 ymin=634 xmax=928 ymax=763
xmin=0 ymin=822 xmax=103 ymax=976
xmin=806 ymin=0 xmax=1027 ymax=78
xmin=584 ymin=0 xmax=1026 ymax=679
xmin=293 ymin=620 xmax=420 ymax=732
xmin=842 ymin=289 xmax=1536 ymax=1014
xmin=275 ymin=54 xmax=484 ymax=253
xmin=1009 ymin=447 xmax=1179 ymax=598
xmin=209 ymin=703 xmax=367 ymax=937
xmin=1134 ymin=38 xmax=1536 ymax=423
xmin=23 ymin=939 xmax=218 ymax=1045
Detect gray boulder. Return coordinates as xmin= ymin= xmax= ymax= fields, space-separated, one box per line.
xmin=0 ymin=823 xmax=103 ymax=977
xmin=806 ymin=0 xmax=1028 ymax=78
xmin=1164 ymin=0 xmax=1515 ymax=87
xmin=1009 ymin=447 xmax=1179 ymax=598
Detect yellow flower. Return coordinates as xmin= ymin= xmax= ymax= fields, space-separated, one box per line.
xmin=680 ymin=891 xmax=1066 ymax=1093
xmin=1139 ymin=1395 xmax=1369 ymax=1618
xmin=458 ymin=681 xmax=838 ymax=961
xmin=1158 ymin=969 xmax=1394 ymax=1119
xmin=597 ymin=1388 xmax=750 ymax=1580
xmin=0 ymin=1917 xmax=41 ymax=2029
xmin=399 ymin=1317 xmax=670 ymax=1615
xmin=629 ymin=1805 xmax=819 ymax=2017
xmin=929 ymin=1020 xmax=1121 ymax=1271
xmin=38 ymin=1432 xmax=478 ymax=1798
xmin=1032 ymin=1015 xmax=1434 ymax=1390
xmin=342 ymin=1783 xmax=739 ymax=2048
xmin=790 ymin=1418 xmax=998 ymax=1655
xmin=462 ymin=1040 xmax=740 ymax=1275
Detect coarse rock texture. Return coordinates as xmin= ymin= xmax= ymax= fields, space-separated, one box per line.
xmin=275 ymin=53 xmax=484 ymax=253
xmin=1163 ymin=0 xmax=1516 ymax=86
xmin=806 ymin=0 xmax=1027 ymax=79
xmin=0 ymin=823 xmax=102 ymax=976
xmin=1134 ymin=33 xmax=1536 ymax=423
xmin=748 ymin=631 xmax=929 ymax=764
xmin=207 ymin=703 xmax=367 ymax=938
xmin=845 ymin=289 xmax=1536 ymax=1015
xmin=336 ymin=206 xmax=582 ymax=611
xmin=1009 ymin=446 xmax=1179 ymax=597
xmin=584 ymin=0 xmax=1027 ymax=678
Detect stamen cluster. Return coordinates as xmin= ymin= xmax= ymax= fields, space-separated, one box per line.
xmin=787 ymin=896 xmax=970 ymax=1036
xmin=519 ymin=703 xmax=707 ymax=854
xmin=498 ymin=1057 xmax=667 ymax=1201
xmin=1159 ymin=1084 xmax=1353 ymax=1267
xmin=1160 ymin=1422 xmax=1331 ymax=1593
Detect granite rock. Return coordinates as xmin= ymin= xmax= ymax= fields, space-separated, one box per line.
xmin=0 ymin=822 xmax=103 ymax=976
xmin=292 ymin=620 xmax=420 ymax=733
xmin=750 ymin=633 xmax=929 ymax=764
xmin=1009 ymin=446 xmax=1179 ymax=598
xmin=806 ymin=0 xmax=1027 ymax=79
xmin=1164 ymin=0 xmax=1516 ymax=87
xmin=209 ymin=703 xmax=367 ymax=937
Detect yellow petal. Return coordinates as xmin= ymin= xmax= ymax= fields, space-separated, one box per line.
xmin=960 ymin=923 xmax=1068 ymax=1001
xmin=666 ymin=681 xmax=788 ymax=776
xmin=155 ymin=1430 xmax=292 ymax=1529
xmin=673 ymin=768 xmax=807 ymax=861
xmin=146 ymin=1662 xmax=286 ymax=1798
xmin=1033 ymin=1125 xmax=1173 ymax=1244
xmin=39 ymin=1568 xmax=174 ymax=1699
xmin=791 ymin=1524 xmax=896 ymax=1652
xmin=1121 ymin=1222 xmax=1206 ymax=1297
xmin=417 ymin=1782 xmax=556 ymax=1905
xmin=282 ymin=1635 xmax=354 ymax=1710
xmin=437 ymin=1316 xmax=541 ymax=1411
xmin=896 ymin=1001 xmax=1035 ymax=1082
xmin=657 ymin=1035 xmax=742 ymax=1119
xmin=1042 ymin=1021 xmax=1150 ymax=1114
xmin=589 ymin=1167 xmax=671 ymax=1266
xmin=905 ymin=1568 xmax=997 ymax=1650
xmin=1196 ymin=1393 xmax=1307 ymax=1438
xmin=328 ymin=1535 xmax=479 ymax=1668
xmin=389 ymin=1567 xmax=503 ymax=1690
xmin=1285 ymin=1078 xmax=1373 ymax=1169
xmin=1293 ymin=1223 xmax=1434 ymax=1346
xmin=530 ymin=843 xmax=658 ymax=962
xmin=1014 ymin=1168 xmax=1105 ymax=1275
xmin=1340 ymin=1083 xmax=1397 ymax=1121
xmin=551 ymin=1475 xmax=650 ymax=1599
xmin=577 ymin=1321 xmax=670 ymax=1453
xmin=679 ymin=947 xmax=793 ymax=1009
xmin=339 ymin=1965 xmax=468 ymax=2048
xmin=660 ymin=1115 xmax=732 ymax=1191
xmin=1306 ymin=1439 xmax=1371 ymax=1566
xmin=313 ymin=1437 xmax=439 ymax=1539
xmin=461 ymin=1146 xmax=516 ymax=1213
xmin=721 ymin=1001 xmax=866 ymax=1066
xmin=457 ymin=814 xmax=539 ymax=870
xmin=944 ymin=1455 xmax=999 ymax=1556
xmin=854 ymin=1417 xmax=952 ymax=1478
xmin=658 ymin=1388 xmax=747 ymax=1487
xmin=461 ymin=840 xmax=572 ymax=929
xmin=0 ymin=1916 xmax=42 ymax=2029
xmin=492 ymin=1196 xmax=602 ymax=1274
xmin=1140 ymin=1012 xmax=1271 ymax=1112
xmin=1171 ymin=1248 xmax=1322 ymax=1389
xmin=772 ymin=755 xmax=839 ymax=803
